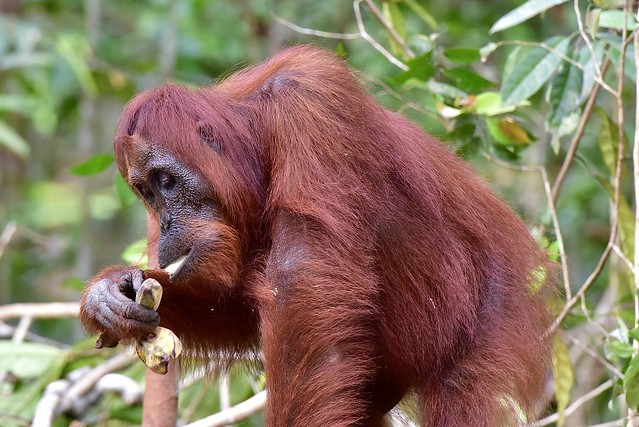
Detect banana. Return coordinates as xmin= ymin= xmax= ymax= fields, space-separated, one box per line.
xmin=135 ymin=278 xmax=183 ymax=374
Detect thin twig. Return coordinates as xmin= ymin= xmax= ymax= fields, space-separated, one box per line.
xmin=530 ymin=379 xmax=614 ymax=426
xmin=630 ymin=2 xmax=639 ymax=425
xmin=363 ymin=0 xmax=415 ymax=59
xmin=0 ymin=221 xmax=17 ymax=259
xmin=271 ymin=13 xmax=361 ymax=40
xmin=551 ymin=58 xmax=611 ymax=201
xmin=353 ymin=0 xmax=408 ymax=71
xmin=481 ymin=153 xmax=571 ymax=300
xmin=573 ymin=0 xmax=604 ymax=83
xmin=565 ymin=334 xmax=623 ymax=379
xmin=612 ymin=244 xmax=635 ymax=273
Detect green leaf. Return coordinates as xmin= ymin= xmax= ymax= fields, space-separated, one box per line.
xmin=596 ymin=108 xmax=617 ymax=175
xmin=0 ymin=119 xmax=30 ymax=158
xmin=0 ymin=342 xmax=65 ymax=379
xmin=444 ymin=68 xmax=493 ymax=94
xmin=403 ymin=0 xmax=437 ymax=30
xmin=389 ymin=53 xmax=435 ymax=85
xmin=474 ymin=92 xmax=518 ymax=116
xmin=626 ymin=354 xmax=639 ymax=410
xmin=587 ymin=8 xmax=602 ymax=39
xmin=598 ymin=10 xmax=638 ymax=31
xmin=594 ymin=174 xmax=635 ymax=260
xmin=549 ymin=111 xmax=580 ymax=154
xmin=122 ymin=238 xmax=148 ymax=268
xmin=579 ymin=42 xmax=605 ymax=102
xmin=552 ymin=335 xmax=573 ymax=427
xmin=383 ymin=1 xmax=407 ymax=57
xmin=486 ymin=117 xmax=533 ymax=146
xmin=443 ymin=48 xmax=481 ymax=65
xmin=609 ymin=39 xmax=636 ymax=82
xmin=490 ymin=0 xmax=569 ymax=34
xmin=501 ymin=36 xmax=570 ymax=106
xmin=547 ymin=47 xmax=583 ymax=128
xmin=69 ymin=153 xmax=114 ymax=176
xmin=593 ymin=0 xmax=627 ymax=8
xmin=422 ymin=80 xmax=467 ymax=99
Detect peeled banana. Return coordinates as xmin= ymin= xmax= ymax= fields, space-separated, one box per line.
xmin=135 ymin=278 xmax=183 ymax=374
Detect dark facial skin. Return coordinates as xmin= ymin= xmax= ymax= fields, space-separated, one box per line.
xmin=81 ymin=147 xmax=233 ymax=347
xmin=129 ymin=150 xmax=224 ymax=280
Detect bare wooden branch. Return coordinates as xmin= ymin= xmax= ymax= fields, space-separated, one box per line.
xmin=0 ymin=302 xmax=79 ymax=321
xmin=363 ymin=0 xmax=415 ymax=59
xmin=353 ymin=0 xmax=408 ymax=71
xmin=183 ymin=391 xmax=266 ymax=427
xmin=271 ymin=13 xmax=361 ymax=40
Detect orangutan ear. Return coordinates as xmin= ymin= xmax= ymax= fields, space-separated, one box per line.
xmin=197 ymin=121 xmax=223 ymax=155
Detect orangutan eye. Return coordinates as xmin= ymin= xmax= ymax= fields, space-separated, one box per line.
xmin=134 ymin=183 xmax=155 ymax=204
xmin=157 ymin=172 xmax=176 ymax=192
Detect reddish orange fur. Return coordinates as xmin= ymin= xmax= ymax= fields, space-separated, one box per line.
xmin=81 ymin=46 xmax=554 ymax=426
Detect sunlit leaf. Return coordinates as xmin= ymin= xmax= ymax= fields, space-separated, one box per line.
xmin=587 ymin=8 xmax=602 ymax=39
xmin=69 ymin=153 xmax=114 ymax=176
xmin=592 ymin=0 xmax=626 ymax=7
xmin=547 ymin=47 xmax=583 ymax=128
xmin=552 ymin=335 xmax=573 ymax=427
xmin=626 ymin=355 xmax=639 ymax=410
xmin=598 ymin=9 xmax=638 ymax=31
xmin=0 ymin=342 xmax=65 ymax=379
xmin=501 ymin=36 xmax=570 ymax=106
xmin=474 ymin=92 xmax=518 ymax=116
xmin=486 ymin=117 xmax=533 ymax=146
xmin=0 ymin=120 xmax=30 ymax=158
xmin=383 ymin=1 xmax=407 ymax=57
xmin=490 ymin=0 xmax=569 ymax=34
xmin=596 ymin=108 xmax=617 ymax=175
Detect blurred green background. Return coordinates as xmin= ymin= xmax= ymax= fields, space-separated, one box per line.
xmin=1 ymin=0 xmax=634 ymax=425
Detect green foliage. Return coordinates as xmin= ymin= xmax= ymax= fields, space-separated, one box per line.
xmin=69 ymin=153 xmax=115 ymax=176
xmin=1 ymin=0 xmax=638 ymax=425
